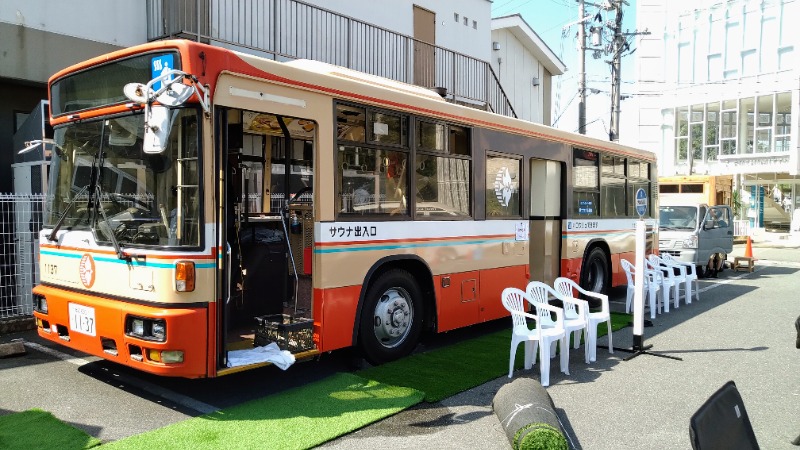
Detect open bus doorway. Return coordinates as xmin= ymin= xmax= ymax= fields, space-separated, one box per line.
xmin=219 ymin=107 xmax=316 ymax=369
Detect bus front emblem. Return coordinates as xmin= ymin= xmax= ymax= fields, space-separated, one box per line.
xmin=79 ymin=254 xmax=96 ymax=289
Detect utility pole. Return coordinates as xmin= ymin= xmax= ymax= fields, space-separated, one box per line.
xmin=608 ymin=1 xmax=624 ymax=142
xmin=578 ymin=0 xmax=587 ymax=135
xmin=607 ymin=0 xmax=649 ymax=142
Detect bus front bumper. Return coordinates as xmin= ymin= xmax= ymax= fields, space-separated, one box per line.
xmin=32 ymin=284 xmax=209 ymax=378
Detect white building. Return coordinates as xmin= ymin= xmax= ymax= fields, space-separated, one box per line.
xmin=635 ymin=0 xmax=799 ymax=230
xmin=491 ymin=14 xmax=567 ymax=125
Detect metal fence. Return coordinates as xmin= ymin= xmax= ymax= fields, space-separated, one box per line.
xmin=146 ymin=0 xmax=516 ymax=118
xmin=0 ymin=193 xmax=44 ymax=320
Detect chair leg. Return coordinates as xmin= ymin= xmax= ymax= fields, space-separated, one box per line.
xmin=625 ymin=288 xmax=633 ymax=313
xmin=539 ymin=341 xmax=550 ymax=387
xmin=606 ymin=319 xmax=613 ymax=355
xmin=560 ymin=337 xmax=570 ymax=375
xmin=523 ymin=341 xmax=534 ymax=370
xmin=684 ymin=280 xmax=692 ymax=304
xmin=508 ymin=342 xmax=517 ymax=378
xmin=585 ymin=325 xmax=594 ymax=363
xmin=573 ymin=330 xmax=581 ymax=350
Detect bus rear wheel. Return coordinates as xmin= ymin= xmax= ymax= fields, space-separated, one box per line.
xmin=580 ymin=247 xmax=609 ymax=297
xmin=359 ymin=269 xmax=424 ymax=365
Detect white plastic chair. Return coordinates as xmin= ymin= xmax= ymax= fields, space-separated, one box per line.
xmin=526 ymin=281 xmax=589 ymax=367
xmin=661 ymin=253 xmax=699 ymax=304
xmin=553 ymin=277 xmax=613 ymax=362
xmin=645 ymin=255 xmax=674 ymax=313
xmin=621 ymin=258 xmax=661 ymax=319
xmin=500 ymin=287 xmax=567 ymax=387
xmin=650 ymin=254 xmax=688 ymax=308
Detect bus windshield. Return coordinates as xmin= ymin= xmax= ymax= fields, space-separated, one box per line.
xmin=47 ymin=108 xmax=201 ymax=247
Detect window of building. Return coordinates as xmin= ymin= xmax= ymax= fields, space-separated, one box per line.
xmin=755 ymin=95 xmax=773 ymax=153
xmin=775 ymin=92 xmax=791 ymax=152
xmin=675 ymin=107 xmax=689 ymax=162
xmin=472 ymin=20 xmax=477 ymax=29
xmin=463 ymin=16 xmax=469 ymax=26
xmin=572 ymin=149 xmax=599 ymax=217
xmin=454 ymin=13 xmax=459 ymax=22
xmin=705 ymin=102 xmax=719 ymax=161
xmin=740 ymin=97 xmax=755 ymax=154
xmin=486 ymin=154 xmax=520 ymax=217
xmin=690 ymin=105 xmax=704 ymax=164
xmin=720 ymin=99 xmax=737 ymax=156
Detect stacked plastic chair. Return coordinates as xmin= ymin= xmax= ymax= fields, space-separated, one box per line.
xmin=500 ymin=287 xmax=567 ymax=387
xmin=553 ymin=277 xmax=613 ymax=362
xmin=621 ymin=258 xmax=662 ymax=319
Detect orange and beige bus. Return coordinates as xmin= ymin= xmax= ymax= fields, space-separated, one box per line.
xmin=32 ymin=40 xmax=657 ymax=378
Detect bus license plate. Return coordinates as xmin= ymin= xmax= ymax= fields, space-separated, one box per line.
xmin=68 ymin=303 xmax=96 ymax=337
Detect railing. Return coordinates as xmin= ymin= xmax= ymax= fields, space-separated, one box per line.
xmin=0 ymin=194 xmax=44 ymax=321
xmin=733 ymin=219 xmax=750 ymax=237
xmin=146 ymin=0 xmax=516 ymax=118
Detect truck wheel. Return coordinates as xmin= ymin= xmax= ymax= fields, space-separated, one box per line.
xmin=358 ymin=269 xmax=424 ymax=365
xmin=580 ymin=247 xmax=609 ymax=296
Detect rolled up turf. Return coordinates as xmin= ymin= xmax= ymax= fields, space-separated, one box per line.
xmin=492 ymin=378 xmax=567 ymax=450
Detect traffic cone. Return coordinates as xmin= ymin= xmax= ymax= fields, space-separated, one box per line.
xmin=744 ymin=236 xmax=754 ymax=259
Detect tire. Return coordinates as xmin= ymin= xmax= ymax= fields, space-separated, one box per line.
xmin=580 ymin=247 xmax=609 ymax=297
xmin=358 ymin=269 xmax=424 ymax=365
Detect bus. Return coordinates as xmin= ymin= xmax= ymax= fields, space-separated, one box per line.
xmin=32 ymin=40 xmax=657 ymax=378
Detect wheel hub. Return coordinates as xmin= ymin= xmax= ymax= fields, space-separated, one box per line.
xmin=373 ymin=288 xmax=413 ymax=348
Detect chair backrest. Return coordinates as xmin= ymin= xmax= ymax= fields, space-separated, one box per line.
xmin=501 ymin=287 xmax=530 ymax=330
xmin=689 ymin=380 xmax=759 ymax=450
xmin=525 ymin=281 xmax=558 ymax=325
xmin=620 ymin=259 xmax=635 ymax=286
xmin=553 ymin=277 xmax=578 ymax=299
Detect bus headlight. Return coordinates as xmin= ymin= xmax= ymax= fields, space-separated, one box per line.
xmin=683 ymin=235 xmax=698 ymax=249
xmin=126 ymin=316 xmax=166 ymax=342
xmin=175 ymin=261 xmax=195 ymax=292
xmin=33 ymin=294 xmax=48 ymax=314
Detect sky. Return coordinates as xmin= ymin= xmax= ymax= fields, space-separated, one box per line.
xmin=491 ymin=0 xmax=640 ymax=143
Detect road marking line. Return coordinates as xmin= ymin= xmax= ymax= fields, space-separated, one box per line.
xmin=22 ymin=340 xmax=219 ymax=415
xmin=23 ymin=341 xmax=93 ymax=366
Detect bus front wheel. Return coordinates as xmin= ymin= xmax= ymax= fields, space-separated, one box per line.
xmin=359 ymin=269 xmax=424 ymax=365
xmin=580 ymin=247 xmax=609 ymax=297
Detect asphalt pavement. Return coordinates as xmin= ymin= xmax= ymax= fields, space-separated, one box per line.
xmin=2 ymin=237 xmax=799 ymax=449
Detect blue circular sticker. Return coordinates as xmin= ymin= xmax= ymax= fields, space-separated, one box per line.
xmin=635 ymin=188 xmax=647 ymax=217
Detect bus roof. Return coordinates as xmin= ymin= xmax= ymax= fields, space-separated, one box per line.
xmin=49 ymin=39 xmax=656 ymax=162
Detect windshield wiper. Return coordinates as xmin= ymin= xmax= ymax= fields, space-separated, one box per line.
xmin=92 ymin=184 xmax=129 ymax=261
xmin=47 ymin=184 xmax=90 ymax=242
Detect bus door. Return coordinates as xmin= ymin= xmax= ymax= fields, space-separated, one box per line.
xmin=217 ymin=107 xmax=316 ymax=368
xmin=529 ymin=158 xmax=562 ymax=285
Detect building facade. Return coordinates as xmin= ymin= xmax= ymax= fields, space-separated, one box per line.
xmin=635 ymin=0 xmax=799 ymax=230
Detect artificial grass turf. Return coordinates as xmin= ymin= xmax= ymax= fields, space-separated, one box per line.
xmin=359 ymin=312 xmax=632 ymax=402
xmin=0 ymin=409 xmax=101 ymax=450
xmin=102 ymin=372 xmax=423 ymax=450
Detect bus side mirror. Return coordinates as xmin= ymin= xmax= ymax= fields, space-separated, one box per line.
xmin=143 ymin=105 xmax=171 ymax=154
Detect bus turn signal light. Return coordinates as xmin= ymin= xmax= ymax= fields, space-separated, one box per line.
xmin=175 ymin=261 xmax=195 ymax=292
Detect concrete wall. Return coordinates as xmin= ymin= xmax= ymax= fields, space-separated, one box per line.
xmin=303 ymin=0 xmax=492 ymax=62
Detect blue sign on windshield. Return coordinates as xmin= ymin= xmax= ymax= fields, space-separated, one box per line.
xmin=151 ymin=54 xmax=175 ymax=91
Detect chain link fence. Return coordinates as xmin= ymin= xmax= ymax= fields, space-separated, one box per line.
xmin=0 ymin=193 xmax=44 ymax=321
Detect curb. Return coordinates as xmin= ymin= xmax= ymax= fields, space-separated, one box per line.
xmin=0 ymin=317 xmax=36 ymax=336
